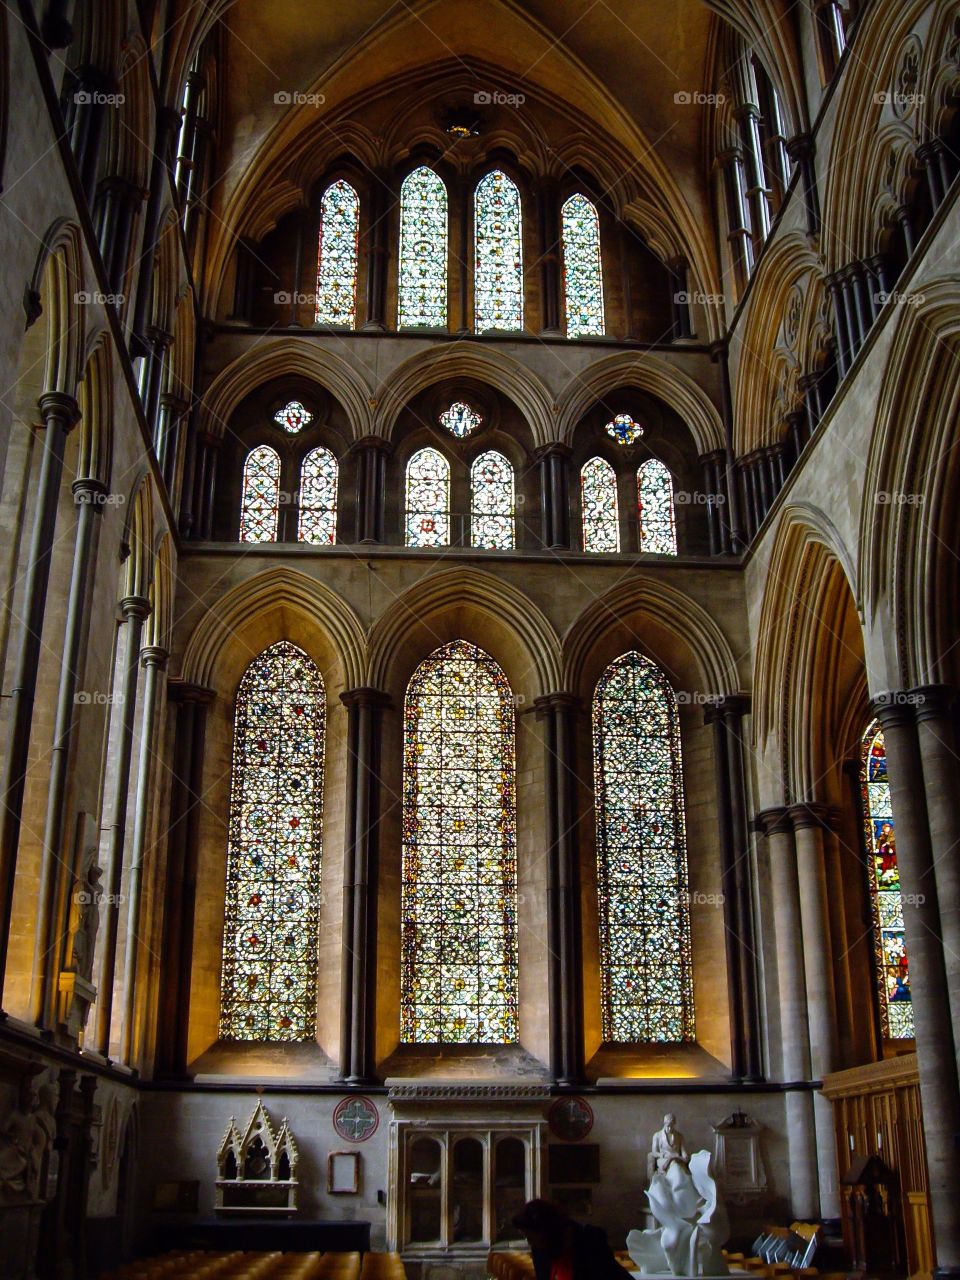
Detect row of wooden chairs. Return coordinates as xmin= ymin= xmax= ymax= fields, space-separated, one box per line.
xmin=487 ymin=1250 xmax=536 ymax=1280
xmin=101 ymin=1250 xmax=396 ymax=1280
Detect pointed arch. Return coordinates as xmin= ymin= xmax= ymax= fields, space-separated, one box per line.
xmin=637 ymin=459 xmax=677 ymax=555
xmin=398 ymin=166 xmax=448 ymax=328
xmin=405 ymin=447 xmax=450 ymax=547
xmin=562 ymin=193 xmax=604 ymax=337
xmin=315 ymin=179 xmax=359 ymax=326
xmin=581 ymin=456 xmax=619 ymax=552
xmin=474 ymin=169 xmax=523 ymax=332
xmin=470 ymin=450 xmax=515 ymax=549
xmin=239 ymin=445 xmax=281 ymax=543
xmin=298 ymin=447 xmax=338 ymax=545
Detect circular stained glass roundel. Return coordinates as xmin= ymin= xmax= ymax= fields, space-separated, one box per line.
xmin=274 ymin=400 xmax=314 ymax=433
xmin=439 ymin=400 xmax=483 ymax=438
xmin=605 ymin=413 xmax=644 ymax=445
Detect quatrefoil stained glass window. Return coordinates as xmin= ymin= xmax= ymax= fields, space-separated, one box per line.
xmin=274 ymin=400 xmax=314 ymax=433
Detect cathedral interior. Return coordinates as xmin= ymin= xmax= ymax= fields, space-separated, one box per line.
xmin=1 ymin=0 xmax=959 ymax=1276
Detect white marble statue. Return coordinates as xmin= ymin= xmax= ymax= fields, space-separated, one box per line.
xmin=628 ymin=1119 xmax=729 ymax=1278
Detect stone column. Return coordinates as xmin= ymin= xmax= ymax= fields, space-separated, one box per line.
xmin=0 ymin=391 xmax=80 ymax=1006
xmin=756 ymin=808 xmax=819 ymax=1219
xmin=872 ymin=695 xmax=960 ymax=1274
xmin=535 ymin=694 xmax=584 ymax=1085
xmin=912 ymin=686 xmax=960 ymax=1054
xmin=156 ymin=683 xmax=213 ymax=1078
xmin=362 ymin=175 xmax=389 ymax=331
xmin=786 ymin=133 xmax=820 ymax=237
xmin=200 ymin=434 xmax=221 ymax=540
xmin=94 ymin=595 xmax=151 ymax=1056
xmin=536 ymin=444 xmax=571 ymax=551
xmin=156 ymin=393 xmax=189 ymax=493
xmin=63 ymin=66 xmax=115 ymax=203
xmin=141 ymin=327 xmax=173 ymax=438
xmin=119 ymin=645 xmax=169 ymax=1065
xmin=669 ymin=257 xmax=693 ymax=339
xmin=130 ymin=107 xmax=181 ymax=354
xmin=353 ymin=437 xmax=391 ymax=544
xmin=41 ymin=0 xmax=74 ymax=48
xmin=820 ymin=810 xmax=857 ymax=1063
xmin=710 ymin=342 xmax=745 ymax=551
xmin=31 ymin=477 xmax=107 ymax=1028
xmin=788 ymin=802 xmax=840 ymax=1219
xmin=95 ymin=176 xmax=143 ymax=296
xmin=538 ymin=181 xmax=562 ymax=336
xmin=339 ymin=689 xmax=391 ymax=1084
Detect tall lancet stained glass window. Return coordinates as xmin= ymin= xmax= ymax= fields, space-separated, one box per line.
xmin=399 ymin=167 xmax=448 ymax=328
xmin=471 ymin=450 xmax=515 ymax=549
xmin=405 ymin=447 xmax=450 ymax=547
xmin=581 ymin=456 xmax=619 ymax=552
xmin=240 ymin=445 xmax=281 ymax=542
xmin=861 ymin=721 xmax=913 ymax=1038
xmin=475 ymin=170 xmax=523 ymax=332
xmin=593 ymin=651 xmax=695 ymax=1042
xmin=298 ymin=447 xmax=338 ymax=544
xmin=401 ymin=640 xmax=518 ymax=1043
xmin=562 ymin=193 xmax=604 ymax=337
xmin=638 ymin=459 xmax=677 ymax=555
xmin=220 ymin=642 xmax=325 ymax=1041
xmin=314 ymin=180 xmax=359 ymax=326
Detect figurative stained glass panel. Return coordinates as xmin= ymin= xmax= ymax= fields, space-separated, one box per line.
xmin=274 ymin=400 xmax=313 ymax=434
xmin=562 ymin=193 xmax=604 ymax=337
xmin=861 ymin=722 xmax=913 ymax=1038
xmin=314 ymin=179 xmax=359 ymax=326
xmin=593 ymin=651 xmax=695 ymax=1042
xmin=405 ymin=447 xmax=450 ymax=547
xmin=440 ymin=400 xmax=482 ymax=439
xmin=298 ymin=446 xmax=338 ymax=545
xmin=471 ymin=450 xmax=515 ymax=549
xmin=239 ymin=445 xmax=281 ymax=542
xmin=475 ymin=170 xmax=524 ymax=332
xmin=219 ymin=641 xmax=325 ymax=1041
xmin=605 ymin=413 xmax=644 ymax=445
xmin=401 ymin=640 xmax=518 ymax=1043
xmin=581 ymin=456 xmax=620 ymax=552
xmin=399 ymin=167 xmax=448 ymax=328
xmin=638 ymin=459 xmax=678 ymax=555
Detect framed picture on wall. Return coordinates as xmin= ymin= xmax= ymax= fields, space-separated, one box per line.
xmin=328 ymin=1151 xmax=362 ymax=1194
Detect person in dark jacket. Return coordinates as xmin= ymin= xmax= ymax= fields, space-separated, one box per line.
xmin=512 ymin=1199 xmax=633 ymax=1280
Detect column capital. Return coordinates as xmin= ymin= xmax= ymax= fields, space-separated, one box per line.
xmin=787 ymin=802 xmax=831 ymax=832
xmin=159 ymin=392 xmax=190 ymax=417
xmin=698 ymin=449 xmax=726 ymax=466
xmin=350 ymin=434 xmax=393 ymax=457
xmin=909 ymin=684 xmax=956 ymax=724
xmin=72 ymin=478 xmax=109 ymax=508
xmin=703 ymin=693 xmax=750 ymax=725
xmin=340 ymin=687 xmax=392 ymax=711
xmin=38 ymin=392 xmax=81 ymax=431
xmin=534 ymin=442 xmax=572 ymax=462
xmin=119 ymin=595 xmax=151 ymax=622
xmin=869 ymin=691 xmax=919 ymax=732
xmin=785 ymin=132 xmax=814 ymax=163
xmin=167 ymin=680 xmax=214 ymax=706
xmin=533 ymin=692 xmax=580 ymax=717
xmin=754 ymin=806 xmax=793 ymax=836
xmin=140 ymin=646 xmax=169 ymax=670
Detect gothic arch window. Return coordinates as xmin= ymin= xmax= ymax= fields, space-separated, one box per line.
xmin=593 ymin=651 xmax=695 ymax=1043
xmin=474 ymin=170 xmax=523 ymax=332
xmin=401 ymin=640 xmax=518 ymax=1043
xmin=239 ymin=444 xmax=281 ymax=542
xmin=581 ymin=456 xmax=619 ymax=552
xmin=220 ymin=641 xmax=325 ymax=1041
xmin=637 ymin=459 xmax=677 ymax=555
xmin=861 ymin=721 xmax=913 ymax=1039
xmin=405 ymin=447 xmax=450 ymax=547
xmin=561 ymin=193 xmax=604 ymax=337
xmin=470 ymin=450 xmax=515 ymax=549
xmin=298 ymin=447 xmax=338 ymax=545
xmin=314 ymin=179 xmax=360 ymax=326
xmin=398 ymin=166 xmax=448 ymax=328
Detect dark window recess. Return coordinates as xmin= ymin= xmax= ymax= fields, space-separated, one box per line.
xmin=547 ymin=1144 xmax=601 ymax=1185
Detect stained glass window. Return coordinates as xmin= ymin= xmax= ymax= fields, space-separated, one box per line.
xmin=239 ymin=445 xmax=281 ymax=542
xmin=471 ymin=451 xmax=515 ymax=549
xmin=405 ymin=447 xmax=450 ymax=547
xmin=593 ymin=651 xmax=695 ymax=1042
xmin=562 ymin=193 xmax=604 ymax=337
xmin=861 ymin=722 xmax=913 ymax=1039
xmin=274 ymin=400 xmax=313 ymax=433
xmin=440 ymin=400 xmax=482 ymax=438
xmin=638 ymin=460 xmax=677 ymax=555
xmin=581 ymin=456 xmax=620 ymax=552
xmin=475 ymin=170 xmax=523 ymax=332
xmin=401 ymin=640 xmax=518 ymax=1043
xmin=399 ymin=166 xmax=448 ymax=328
xmin=298 ymin=446 xmax=338 ymax=545
xmin=220 ymin=641 xmax=325 ymax=1041
xmin=605 ymin=413 xmax=643 ymax=445
xmin=314 ymin=179 xmax=359 ymax=327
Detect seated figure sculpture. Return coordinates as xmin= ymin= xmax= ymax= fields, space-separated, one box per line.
xmin=628 ymin=1115 xmax=729 ymax=1277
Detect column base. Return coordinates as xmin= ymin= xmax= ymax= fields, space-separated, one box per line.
xmin=360 ymin=321 xmax=387 ymax=333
